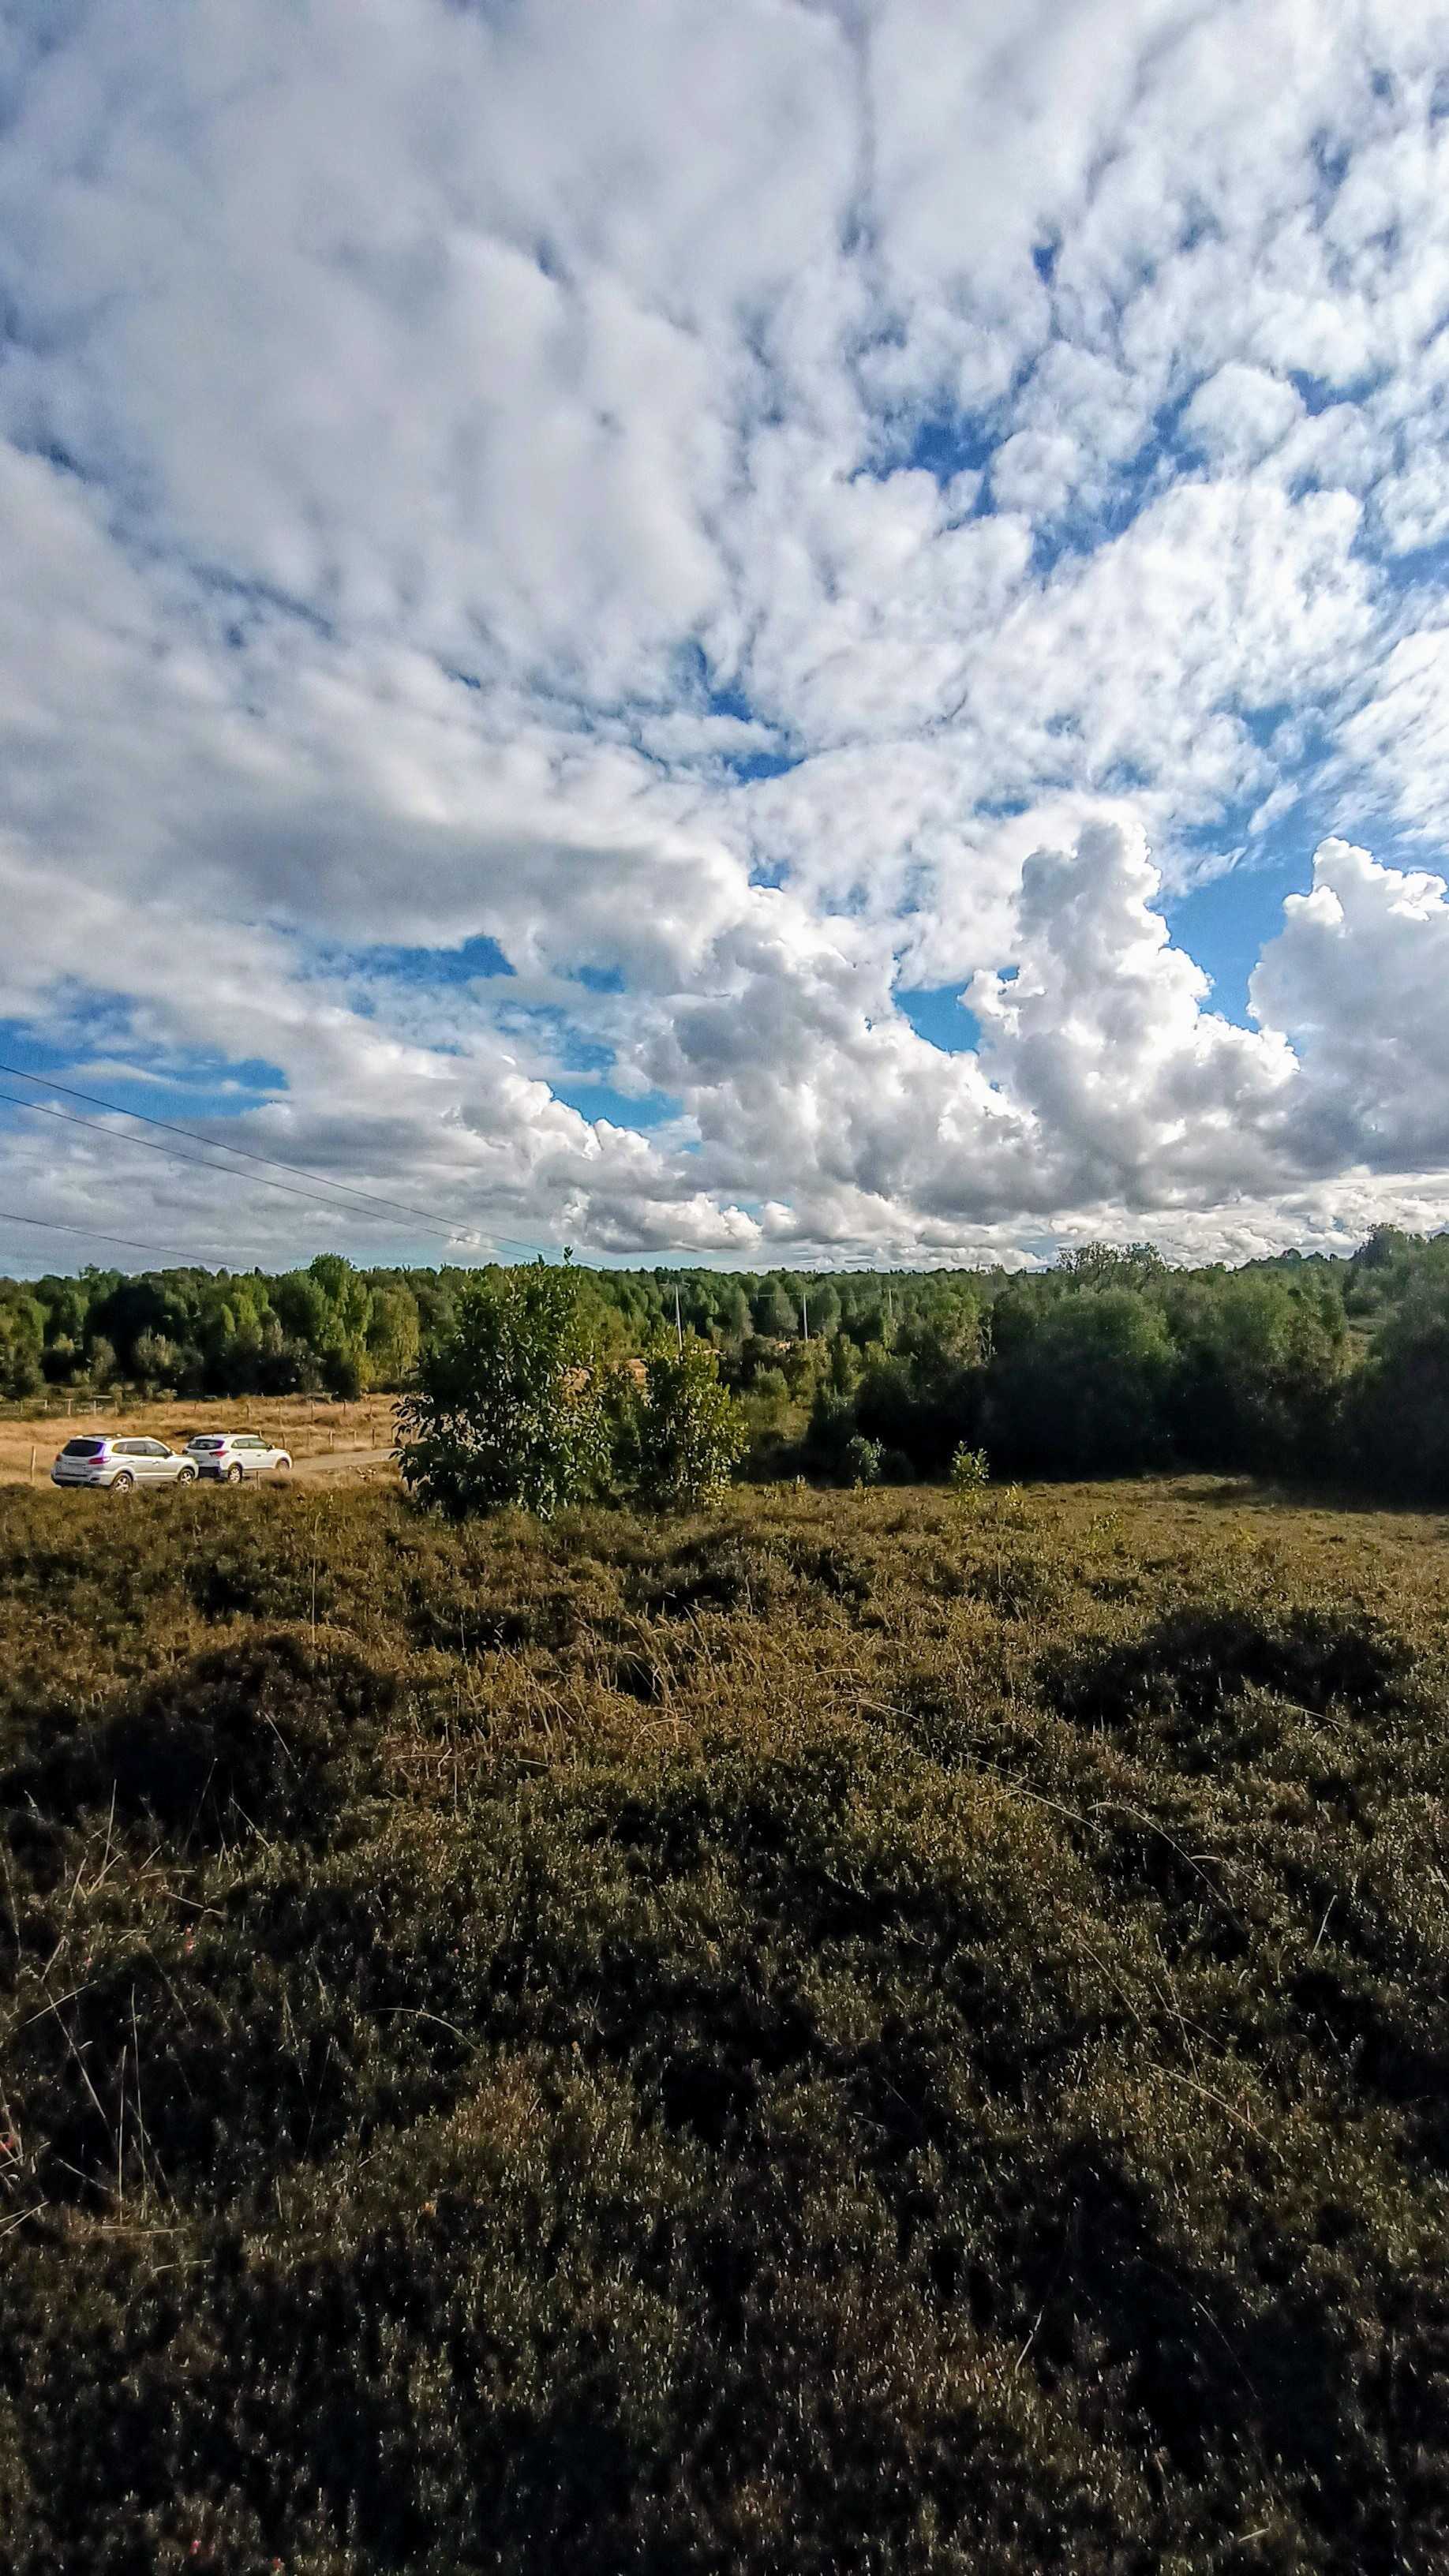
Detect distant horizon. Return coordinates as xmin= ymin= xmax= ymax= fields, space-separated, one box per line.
xmin=2 ymin=1227 xmax=1439 ymax=1294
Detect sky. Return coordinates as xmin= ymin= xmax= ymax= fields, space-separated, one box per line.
xmin=4 ymin=0 xmax=1449 ymax=1277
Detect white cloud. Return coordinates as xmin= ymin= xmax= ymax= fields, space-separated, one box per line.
xmin=1181 ymin=365 xmax=1305 ymax=467
xmin=1252 ymin=837 xmax=1449 ymax=1166
xmin=4 ymin=0 xmax=1449 ymax=1271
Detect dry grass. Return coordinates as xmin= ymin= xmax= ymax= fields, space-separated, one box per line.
xmin=2 ymin=1473 xmax=1447 ymax=2572
xmin=0 ymin=1391 xmax=399 ymax=1484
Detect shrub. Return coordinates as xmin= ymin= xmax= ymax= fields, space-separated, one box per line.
xmin=635 ymin=1336 xmax=747 ymax=1511
xmin=396 ymin=1260 xmax=609 ymax=1518
xmin=842 ymin=1432 xmax=884 ymax=1487
xmin=949 ymin=1441 xmax=990 ymax=1495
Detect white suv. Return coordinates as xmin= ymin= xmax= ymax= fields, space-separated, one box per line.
xmin=185 ymin=1431 xmax=293 ymax=1482
xmin=52 ymin=1436 xmax=199 ymax=1493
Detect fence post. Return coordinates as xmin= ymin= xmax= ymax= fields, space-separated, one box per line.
xmin=29 ymin=1446 xmax=36 ymax=1485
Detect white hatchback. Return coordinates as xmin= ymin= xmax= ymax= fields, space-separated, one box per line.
xmin=185 ymin=1431 xmax=293 ymax=1482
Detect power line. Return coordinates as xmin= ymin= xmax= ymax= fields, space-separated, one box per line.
xmin=0 ymin=1088 xmax=492 ymax=1250
xmin=0 ymin=1088 xmax=474 ymax=1241
xmin=0 ymin=1206 xmax=232 ymax=1263
xmin=0 ymin=1058 xmax=553 ymax=1257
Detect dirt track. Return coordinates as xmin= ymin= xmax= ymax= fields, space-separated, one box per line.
xmin=287 ymin=1445 xmax=398 ymax=1483
xmin=0 ymin=1446 xmax=399 ymax=1491
xmin=0 ymin=1395 xmax=401 ymax=1489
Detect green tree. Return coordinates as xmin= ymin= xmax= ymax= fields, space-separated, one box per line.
xmin=1166 ymin=1274 xmax=1346 ymax=1474
xmin=308 ymin=1254 xmax=373 ymax=1393
xmin=984 ymin=1289 xmax=1174 ymax=1476
xmin=635 ymin=1335 xmax=747 ymax=1511
xmin=1346 ymin=1282 xmax=1449 ymax=1500
xmin=366 ymin=1283 xmax=421 ymax=1388
xmin=1058 ymin=1241 xmax=1167 ymax=1291
xmin=396 ymin=1261 xmax=608 ymax=1518
xmin=131 ymin=1330 xmax=179 ymax=1391
xmin=0 ymin=1286 xmax=44 ymax=1398
xmin=751 ymin=1279 xmax=797 ymax=1339
xmin=272 ymin=1271 xmax=331 ymax=1347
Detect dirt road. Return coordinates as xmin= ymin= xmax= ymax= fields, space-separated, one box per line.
xmin=288 ymin=1445 xmax=397 ymax=1483
xmin=0 ymin=1395 xmax=401 ymax=1490
xmin=0 ymin=1441 xmax=399 ymax=1491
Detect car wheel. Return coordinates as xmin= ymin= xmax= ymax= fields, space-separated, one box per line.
xmin=226 ymin=1462 xmax=244 ymax=1484
xmin=276 ymin=1455 xmax=292 ymax=1474
xmin=110 ymin=1470 xmax=134 ymax=1496
xmin=179 ymin=1464 xmax=197 ymax=1485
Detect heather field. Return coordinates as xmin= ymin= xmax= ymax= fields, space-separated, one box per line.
xmin=2 ymin=1474 xmax=1448 ymax=2573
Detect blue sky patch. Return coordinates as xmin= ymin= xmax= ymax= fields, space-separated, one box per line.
xmin=1162 ymin=858 xmax=1309 ymax=1024
xmin=896 ymin=984 xmax=984 ymax=1054
xmin=352 ymin=934 xmax=514 ymax=987
xmin=549 ymin=1080 xmax=680 ymax=1129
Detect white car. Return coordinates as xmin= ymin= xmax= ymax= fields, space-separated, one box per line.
xmin=185 ymin=1431 xmax=293 ymax=1482
xmin=51 ymin=1435 xmax=199 ymax=1493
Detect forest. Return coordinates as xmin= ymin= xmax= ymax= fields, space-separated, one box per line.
xmin=1 ymin=1225 xmax=1447 ymax=1499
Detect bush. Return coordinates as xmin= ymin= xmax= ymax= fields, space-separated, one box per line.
xmin=842 ymin=1432 xmax=884 ymax=1487
xmin=1346 ymin=1282 xmax=1449 ymax=1500
xmin=949 ymin=1442 xmax=990 ymax=1495
xmin=634 ymin=1336 xmax=747 ymax=1511
xmin=396 ymin=1260 xmax=609 ymax=1518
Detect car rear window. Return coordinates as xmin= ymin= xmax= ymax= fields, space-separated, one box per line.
xmin=62 ymin=1439 xmax=107 ymax=1457
xmin=191 ymin=1438 xmax=226 ymax=1450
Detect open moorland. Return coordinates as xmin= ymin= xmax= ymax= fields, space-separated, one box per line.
xmin=2 ymin=1473 xmax=1448 ymax=2573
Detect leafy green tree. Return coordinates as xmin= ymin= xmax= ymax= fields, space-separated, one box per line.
xmin=1346 ymin=1282 xmax=1449 ymax=1500
xmin=751 ymin=1279 xmax=797 ymax=1339
xmin=0 ymin=1286 xmax=44 ymax=1398
xmin=273 ymin=1271 xmax=331 ymax=1346
xmin=1058 ymin=1241 xmax=1166 ymax=1291
xmin=715 ymin=1282 xmax=752 ymax=1340
xmin=396 ymin=1261 xmax=608 ymax=1518
xmin=366 ymin=1284 xmax=421 ymax=1388
xmin=984 ymin=1289 xmax=1174 ymax=1476
xmin=131 ymin=1331 xmax=179 ymax=1391
xmin=806 ymin=1279 xmax=841 ymax=1336
xmin=852 ymin=1301 xmax=986 ymax=1473
xmin=635 ymin=1335 xmax=747 ymax=1511
xmin=308 ymin=1254 xmax=373 ymax=1393
xmin=1166 ymin=1274 xmax=1346 ymax=1474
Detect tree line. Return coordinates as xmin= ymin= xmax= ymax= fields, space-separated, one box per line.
xmin=2 ymin=1226 xmax=1447 ymax=1499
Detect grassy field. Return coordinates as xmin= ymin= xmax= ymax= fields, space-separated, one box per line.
xmin=2 ymin=1473 xmax=1447 ymax=2573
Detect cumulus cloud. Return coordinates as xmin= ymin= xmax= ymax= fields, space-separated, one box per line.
xmin=1252 ymin=838 xmax=1449 ymax=1167
xmin=3 ymin=0 xmax=1449 ymax=1271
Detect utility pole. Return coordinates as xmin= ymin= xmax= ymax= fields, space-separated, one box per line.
xmin=674 ymin=1286 xmax=683 ymax=1355
xmin=801 ymin=1289 xmax=809 ymax=1341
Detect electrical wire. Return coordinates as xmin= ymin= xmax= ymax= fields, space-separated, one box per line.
xmin=0 ymin=1057 xmax=555 ymax=1257
xmin=0 ymin=1206 xmax=232 ymax=1263
xmin=0 ymin=1088 xmax=489 ymax=1249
